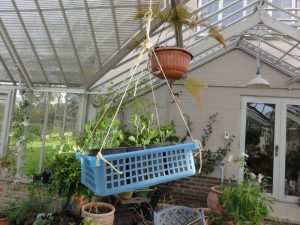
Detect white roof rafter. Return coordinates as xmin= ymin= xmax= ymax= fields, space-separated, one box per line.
xmin=58 ymin=0 xmax=86 ymax=84
xmin=11 ymin=0 xmax=50 ymax=86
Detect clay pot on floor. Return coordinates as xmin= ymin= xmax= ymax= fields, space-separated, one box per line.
xmin=0 ymin=215 xmax=9 ymax=225
xmin=73 ymin=196 xmax=86 ymax=216
xmin=207 ymin=186 xmax=223 ymax=215
xmin=81 ymin=202 xmax=115 ymax=225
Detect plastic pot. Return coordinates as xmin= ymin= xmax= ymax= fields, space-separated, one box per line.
xmin=150 ymin=47 xmax=193 ymax=80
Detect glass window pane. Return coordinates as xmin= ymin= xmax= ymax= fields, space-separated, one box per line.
xmin=285 ymin=104 xmax=300 ymax=197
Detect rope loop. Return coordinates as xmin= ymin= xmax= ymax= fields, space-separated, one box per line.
xmin=96 ymin=153 xmax=123 ymax=175
xmin=193 ymin=140 xmax=203 ymax=174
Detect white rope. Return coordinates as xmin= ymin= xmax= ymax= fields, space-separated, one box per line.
xmin=134 ymin=68 xmax=145 ymax=97
xmin=150 ymin=49 xmax=204 ymax=174
xmin=95 ymin=8 xmax=153 ymax=173
xmin=148 ymin=68 xmax=161 ymax=130
xmin=151 ymin=49 xmax=194 ymax=140
xmin=91 ymin=79 xmax=125 ymax=135
xmin=96 ymin=48 xmax=146 ymax=172
xmin=193 ymin=140 xmax=203 ymax=174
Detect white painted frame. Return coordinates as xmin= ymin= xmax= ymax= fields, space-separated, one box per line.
xmin=279 ymin=98 xmax=300 ymax=203
xmin=0 ymin=90 xmax=16 ymax=158
xmin=240 ymin=96 xmax=282 ymax=200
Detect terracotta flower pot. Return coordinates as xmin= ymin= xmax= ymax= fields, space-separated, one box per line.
xmin=81 ymin=202 xmax=115 ymax=225
xmin=150 ymin=47 xmax=193 ymax=80
xmin=73 ymin=196 xmax=87 ymax=216
xmin=0 ymin=216 xmax=9 ymax=225
xmin=207 ymin=186 xmax=223 ymax=215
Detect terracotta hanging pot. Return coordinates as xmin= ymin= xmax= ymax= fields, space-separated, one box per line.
xmin=150 ymin=46 xmax=193 ymax=80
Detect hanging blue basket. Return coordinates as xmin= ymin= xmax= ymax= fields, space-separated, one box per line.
xmin=76 ymin=142 xmax=197 ymax=196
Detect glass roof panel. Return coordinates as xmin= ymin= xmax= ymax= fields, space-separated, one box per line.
xmin=0 ymin=0 xmax=299 ymax=91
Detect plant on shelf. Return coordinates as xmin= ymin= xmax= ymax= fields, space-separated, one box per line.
xmin=134 ymin=0 xmax=226 ymax=80
xmin=41 ymin=138 xmax=93 ymax=213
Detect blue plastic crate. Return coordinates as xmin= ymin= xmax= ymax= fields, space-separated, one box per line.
xmin=77 ymin=142 xmax=197 ymax=196
xmin=154 ymin=206 xmax=206 ymax=225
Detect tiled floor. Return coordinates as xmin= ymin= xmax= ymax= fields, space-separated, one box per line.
xmin=268 ymin=202 xmax=300 ymax=225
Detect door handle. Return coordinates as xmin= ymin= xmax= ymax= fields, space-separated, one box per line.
xmin=275 ymin=145 xmax=279 ymax=156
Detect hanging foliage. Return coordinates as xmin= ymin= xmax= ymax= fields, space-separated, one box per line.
xmin=134 ymin=0 xmax=227 ymax=49
xmin=182 ymin=76 xmax=207 ymax=110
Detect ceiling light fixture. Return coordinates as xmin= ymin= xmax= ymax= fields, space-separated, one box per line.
xmin=247 ymin=37 xmax=270 ymax=88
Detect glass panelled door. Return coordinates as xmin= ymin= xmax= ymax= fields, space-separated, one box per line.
xmin=0 ymin=91 xmax=15 ymax=158
xmin=241 ymin=97 xmax=300 ymax=202
xmin=245 ymin=102 xmax=276 ymax=194
xmin=279 ymin=100 xmax=300 ymax=203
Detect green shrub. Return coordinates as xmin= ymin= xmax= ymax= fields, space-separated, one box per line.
xmin=221 ymin=182 xmax=274 ymax=225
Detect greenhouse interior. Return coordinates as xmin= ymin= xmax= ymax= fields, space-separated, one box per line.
xmin=0 ymin=0 xmax=300 ymax=224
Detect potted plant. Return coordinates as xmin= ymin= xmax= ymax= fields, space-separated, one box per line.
xmin=78 ymin=117 xmax=126 ymax=156
xmin=45 ymin=146 xmax=94 ymax=215
xmin=134 ymin=1 xmax=226 ymax=80
xmin=0 ymin=214 xmax=9 ymax=225
xmin=81 ymin=202 xmax=115 ymax=225
xmin=221 ymin=182 xmax=273 ymax=225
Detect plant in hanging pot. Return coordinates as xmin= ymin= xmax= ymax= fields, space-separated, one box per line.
xmin=134 ymin=1 xmax=226 ymax=80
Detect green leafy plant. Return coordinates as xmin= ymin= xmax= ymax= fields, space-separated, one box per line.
xmin=81 ymin=217 xmax=96 ymax=225
xmin=2 ymin=198 xmax=45 ymax=225
xmin=221 ymin=182 xmax=274 ymax=225
xmin=127 ymin=114 xmax=158 ymax=146
xmin=77 ymin=117 xmax=124 ymax=151
xmin=122 ymin=113 xmax=181 ymax=146
xmin=45 ymin=152 xmax=93 ymax=210
xmin=198 ymin=113 xmax=234 ymax=174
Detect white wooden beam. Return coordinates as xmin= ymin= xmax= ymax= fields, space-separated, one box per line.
xmin=85 ymin=5 xmax=177 ymax=89
xmin=261 ymin=11 xmax=300 ymax=42
xmin=189 ymin=11 xmax=261 ymax=57
xmin=58 ymin=0 xmax=86 ymax=84
xmin=34 ymin=0 xmax=69 ymax=86
xmin=109 ymin=0 xmax=121 ymax=50
xmin=0 ymin=19 xmax=33 ymax=88
xmin=38 ymin=92 xmax=50 ymax=173
xmin=0 ymin=54 xmax=16 ymax=85
xmin=84 ymin=0 xmax=102 ymax=66
xmin=76 ymin=94 xmax=88 ymax=131
xmin=11 ymin=0 xmax=50 ymax=86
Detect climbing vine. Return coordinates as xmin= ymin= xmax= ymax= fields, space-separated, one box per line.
xmin=197 ymin=113 xmax=235 ymax=174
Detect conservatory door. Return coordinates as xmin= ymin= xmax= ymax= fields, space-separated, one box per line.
xmin=278 ymin=100 xmax=300 ymax=203
xmin=241 ymin=97 xmax=300 ymax=203
xmin=0 ymin=91 xmax=15 ymax=158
